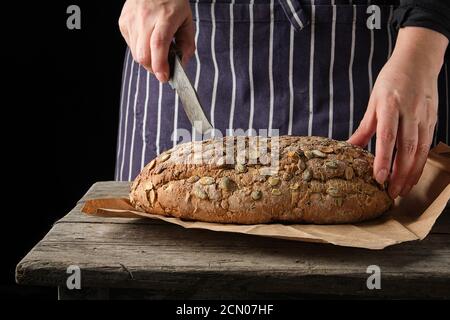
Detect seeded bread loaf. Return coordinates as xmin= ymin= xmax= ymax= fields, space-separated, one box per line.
xmin=130 ymin=136 xmax=393 ymax=224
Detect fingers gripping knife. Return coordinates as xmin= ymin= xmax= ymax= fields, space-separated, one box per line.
xmin=168 ymin=44 xmax=213 ymax=135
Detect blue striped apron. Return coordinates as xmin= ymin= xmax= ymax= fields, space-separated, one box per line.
xmin=115 ymin=0 xmax=450 ymax=181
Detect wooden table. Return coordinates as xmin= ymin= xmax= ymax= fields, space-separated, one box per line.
xmin=16 ymin=182 xmax=450 ymax=299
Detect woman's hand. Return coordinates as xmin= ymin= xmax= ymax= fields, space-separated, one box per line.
xmin=119 ymin=0 xmax=195 ymax=82
xmin=348 ymin=27 xmax=448 ymax=199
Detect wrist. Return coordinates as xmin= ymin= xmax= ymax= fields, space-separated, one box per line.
xmin=393 ymin=27 xmax=448 ymax=76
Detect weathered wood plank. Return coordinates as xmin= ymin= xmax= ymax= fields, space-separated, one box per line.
xmin=79 ymin=181 xmax=131 ymax=203
xmin=18 ymin=233 xmax=450 ymax=277
xmin=16 ymin=217 xmax=450 ymax=285
xmin=16 ymin=236 xmax=450 ymax=299
xmin=42 ymin=221 xmax=450 ymax=270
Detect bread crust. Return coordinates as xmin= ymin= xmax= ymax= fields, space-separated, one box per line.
xmin=130 ymin=136 xmax=393 ymax=224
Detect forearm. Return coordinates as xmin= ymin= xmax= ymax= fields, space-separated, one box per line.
xmin=392 ymin=26 xmax=448 ymax=76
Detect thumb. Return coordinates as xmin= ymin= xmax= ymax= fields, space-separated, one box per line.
xmin=347 ymin=106 xmax=377 ymax=147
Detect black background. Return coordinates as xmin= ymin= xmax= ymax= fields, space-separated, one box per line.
xmin=2 ymin=1 xmax=126 ymax=298
xmin=1 ymin=0 xmax=448 ymax=302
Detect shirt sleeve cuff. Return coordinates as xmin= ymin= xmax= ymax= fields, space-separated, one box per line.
xmin=393 ymin=4 xmax=450 ymax=41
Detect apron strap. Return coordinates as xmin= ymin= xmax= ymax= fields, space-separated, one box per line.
xmin=277 ymin=0 xmax=310 ymax=31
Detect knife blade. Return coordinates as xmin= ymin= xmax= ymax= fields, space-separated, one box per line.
xmin=168 ymin=45 xmax=213 ymax=135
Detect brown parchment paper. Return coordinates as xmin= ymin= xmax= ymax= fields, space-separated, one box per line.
xmin=82 ymin=143 xmax=450 ymax=250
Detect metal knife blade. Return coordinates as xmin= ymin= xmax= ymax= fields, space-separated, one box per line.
xmin=168 ymin=47 xmax=213 ymax=134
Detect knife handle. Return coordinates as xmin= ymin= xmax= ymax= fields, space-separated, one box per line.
xmin=169 ymin=43 xmax=183 ymax=79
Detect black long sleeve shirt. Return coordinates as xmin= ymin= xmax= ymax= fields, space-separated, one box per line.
xmin=393 ymin=0 xmax=450 ymax=40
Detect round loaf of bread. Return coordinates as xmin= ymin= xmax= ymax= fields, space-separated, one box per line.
xmin=130 ymin=136 xmax=393 ymax=224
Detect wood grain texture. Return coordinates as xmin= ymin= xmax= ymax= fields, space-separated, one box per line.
xmin=16 ymin=182 xmax=450 ymax=299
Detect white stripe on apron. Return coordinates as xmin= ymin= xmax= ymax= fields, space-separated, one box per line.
xmin=228 ymin=0 xmax=237 ymax=132
xmin=119 ymin=60 xmax=135 ymax=181
xmin=248 ymin=0 xmax=255 ymax=134
xmin=156 ymin=82 xmax=163 ymax=155
xmin=210 ymin=1 xmax=219 ymax=130
xmin=268 ymin=0 xmax=275 ymax=136
xmin=308 ymin=1 xmax=316 ymax=136
xmin=173 ymin=94 xmax=179 ymax=148
xmin=141 ymin=71 xmax=150 ymax=170
xmin=328 ymin=2 xmax=336 ymax=139
xmin=288 ymin=25 xmax=295 ymax=136
xmin=192 ymin=0 xmax=201 ymax=145
xmin=368 ymin=30 xmax=374 ymax=94
xmin=387 ymin=5 xmax=394 ymax=59
xmin=116 ymin=49 xmax=131 ymax=180
xmin=348 ymin=4 xmax=356 ymax=138
xmin=128 ymin=64 xmax=141 ymax=181
xmin=286 ymin=0 xmax=304 ymax=29
xmin=367 ymin=1 xmax=375 ymax=152
xmin=194 ymin=0 xmax=201 ymax=90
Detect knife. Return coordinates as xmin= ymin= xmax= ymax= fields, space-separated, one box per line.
xmin=168 ymin=45 xmax=213 ymax=134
